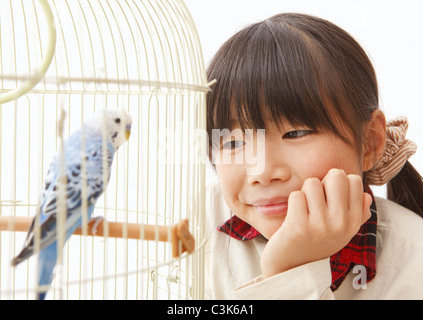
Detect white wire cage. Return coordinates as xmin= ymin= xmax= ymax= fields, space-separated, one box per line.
xmin=0 ymin=0 xmax=208 ymax=300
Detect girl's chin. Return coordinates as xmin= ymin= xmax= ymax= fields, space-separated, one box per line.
xmin=254 ymin=218 xmax=286 ymax=240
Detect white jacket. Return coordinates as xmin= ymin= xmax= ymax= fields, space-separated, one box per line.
xmin=205 ymin=184 xmax=423 ymax=299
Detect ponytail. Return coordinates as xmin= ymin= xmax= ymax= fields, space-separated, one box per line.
xmin=387 ymin=161 xmax=423 ymax=218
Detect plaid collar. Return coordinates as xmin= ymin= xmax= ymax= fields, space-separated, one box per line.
xmin=217 ymin=188 xmax=377 ymax=291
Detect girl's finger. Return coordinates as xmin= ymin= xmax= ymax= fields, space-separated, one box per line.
xmin=347 ymin=174 xmax=366 ymax=227
xmin=301 ymin=177 xmax=327 ymax=221
xmin=362 ymin=192 xmax=373 ymax=223
xmin=322 ymin=169 xmax=349 ymax=218
xmin=287 ymin=190 xmax=309 ymax=224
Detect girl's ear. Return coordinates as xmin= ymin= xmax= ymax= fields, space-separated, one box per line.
xmin=363 ymin=110 xmax=386 ymax=171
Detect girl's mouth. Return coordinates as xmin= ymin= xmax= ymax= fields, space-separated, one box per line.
xmin=252 ymin=197 xmax=288 ymax=217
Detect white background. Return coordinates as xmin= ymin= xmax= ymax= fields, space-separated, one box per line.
xmin=185 ymin=0 xmax=423 ymax=197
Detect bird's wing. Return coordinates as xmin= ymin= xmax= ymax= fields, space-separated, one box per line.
xmin=23 ymin=158 xmax=58 ymax=246
xmin=25 ymin=139 xmax=113 ymax=251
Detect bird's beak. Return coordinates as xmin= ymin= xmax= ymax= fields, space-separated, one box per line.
xmin=125 ymin=124 xmax=131 ymax=140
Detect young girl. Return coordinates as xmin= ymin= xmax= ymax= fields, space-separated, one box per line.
xmin=205 ymin=13 xmax=423 ymax=299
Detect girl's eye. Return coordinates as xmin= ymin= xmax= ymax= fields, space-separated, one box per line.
xmin=283 ymin=130 xmax=311 ymax=139
xmin=222 ymin=140 xmax=245 ymax=150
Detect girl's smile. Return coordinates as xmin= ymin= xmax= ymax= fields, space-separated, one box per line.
xmin=251 ymin=197 xmax=288 ymax=217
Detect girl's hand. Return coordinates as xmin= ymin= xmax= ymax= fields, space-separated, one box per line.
xmin=260 ymin=169 xmax=372 ymax=278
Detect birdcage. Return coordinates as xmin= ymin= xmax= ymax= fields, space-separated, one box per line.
xmin=0 ymin=0 xmax=208 ymax=300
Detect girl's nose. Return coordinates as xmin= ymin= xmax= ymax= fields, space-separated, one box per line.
xmin=246 ymin=151 xmax=290 ymax=185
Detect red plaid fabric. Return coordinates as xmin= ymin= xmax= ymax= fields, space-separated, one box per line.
xmin=217 ymin=189 xmax=377 ymax=291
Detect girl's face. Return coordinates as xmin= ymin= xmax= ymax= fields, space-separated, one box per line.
xmin=215 ymin=119 xmax=363 ymax=240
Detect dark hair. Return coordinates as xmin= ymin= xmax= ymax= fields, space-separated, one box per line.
xmin=388 ymin=161 xmax=423 ymax=217
xmin=206 ymin=13 xmax=423 ymax=217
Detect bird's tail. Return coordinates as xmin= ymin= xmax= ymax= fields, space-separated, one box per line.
xmin=36 ymin=242 xmax=58 ymax=300
xmin=37 ymin=291 xmax=47 ymax=300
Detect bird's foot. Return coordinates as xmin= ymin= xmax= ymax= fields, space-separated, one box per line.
xmin=89 ymin=216 xmax=104 ymax=235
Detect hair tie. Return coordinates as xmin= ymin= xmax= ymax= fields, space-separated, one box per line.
xmin=366 ymin=116 xmax=417 ymax=186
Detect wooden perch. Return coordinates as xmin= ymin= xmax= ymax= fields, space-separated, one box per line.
xmin=0 ymin=216 xmax=195 ymax=258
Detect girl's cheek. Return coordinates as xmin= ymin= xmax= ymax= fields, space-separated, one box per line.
xmin=298 ymin=138 xmax=362 ymax=179
xmin=216 ymin=164 xmax=244 ymax=202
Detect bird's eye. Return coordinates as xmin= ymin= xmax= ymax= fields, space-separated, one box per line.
xmin=114 ymin=118 xmax=121 ymax=124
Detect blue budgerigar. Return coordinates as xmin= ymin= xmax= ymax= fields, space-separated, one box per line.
xmin=11 ymin=108 xmax=132 ymax=300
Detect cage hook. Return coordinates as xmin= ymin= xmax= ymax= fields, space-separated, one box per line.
xmin=167 ymin=265 xmax=180 ymax=284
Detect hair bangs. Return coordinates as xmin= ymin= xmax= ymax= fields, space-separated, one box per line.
xmin=207 ymin=18 xmax=346 ymax=140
